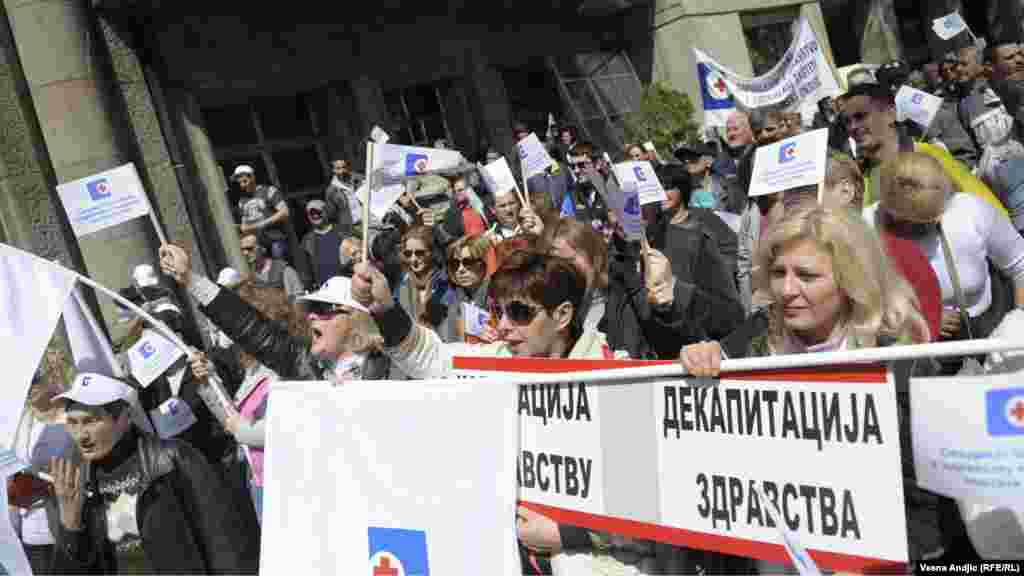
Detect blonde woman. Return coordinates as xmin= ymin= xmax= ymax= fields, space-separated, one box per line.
xmin=867 ymin=152 xmax=1024 ymax=342
xmin=443 ymin=233 xmax=498 ymax=344
xmin=681 ymin=205 xmax=951 ymax=563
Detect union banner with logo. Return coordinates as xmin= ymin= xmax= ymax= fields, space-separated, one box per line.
xmin=693 ymin=17 xmax=840 ymax=128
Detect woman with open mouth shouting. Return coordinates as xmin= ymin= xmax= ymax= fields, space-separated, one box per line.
xmin=158 ymin=244 xmax=392 ymax=387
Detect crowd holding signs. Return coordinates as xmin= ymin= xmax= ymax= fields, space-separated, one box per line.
xmin=5 ymin=7 xmax=1024 ymax=576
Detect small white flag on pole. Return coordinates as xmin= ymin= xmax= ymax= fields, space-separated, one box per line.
xmin=356 ymin=143 xmax=466 ymax=220
xmin=516 ymin=132 xmax=556 ymax=179
xmin=895 ymin=86 xmax=943 ymax=132
xmin=932 ymin=12 xmax=969 ymax=41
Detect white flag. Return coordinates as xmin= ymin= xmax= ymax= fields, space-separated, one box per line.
xmin=64 ymin=287 xmax=124 ymax=378
xmin=261 ymin=379 xmax=519 ymax=575
xmin=895 ymin=86 xmax=943 ymax=132
xmin=370 ymin=125 xmax=390 ymax=144
xmin=932 ymin=12 xmax=968 ymax=41
xmin=613 ymin=161 xmax=667 ymax=205
xmin=482 ymin=157 xmax=519 ymax=197
xmin=56 ymin=163 xmax=152 ymax=238
xmin=356 ymin=143 xmax=466 ymax=220
xmin=0 ymin=244 xmax=77 ymax=447
xmin=516 ymin=132 xmax=556 ymax=179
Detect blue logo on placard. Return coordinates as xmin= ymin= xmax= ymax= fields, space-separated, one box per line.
xmin=633 ymin=166 xmax=646 ymax=182
xmin=166 ymin=399 xmax=179 ymax=416
xmin=87 ymin=178 xmax=111 ymax=201
xmin=779 ymin=142 xmax=797 ymax=163
xmin=911 ymin=92 xmax=924 ymax=105
xmin=139 ymin=341 xmax=156 ymax=359
xmin=368 ymin=527 xmax=429 ymax=576
xmin=624 ymin=194 xmax=640 ymax=216
xmin=517 ymin=144 xmax=528 ymax=159
xmin=404 ymin=153 xmax=428 ymax=176
xmin=986 ymin=388 xmax=1024 ymax=436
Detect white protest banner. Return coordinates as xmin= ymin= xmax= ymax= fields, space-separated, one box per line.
xmin=694 ymin=17 xmax=840 ymax=128
xmin=749 ymin=128 xmax=829 ymax=197
xmin=0 ymin=480 xmax=34 ymax=576
xmin=911 ymin=371 xmax=1024 ymax=507
xmin=613 ymin=160 xmax=667 ymax=205
xmin=895 ymin=86 xmax=943 ymax=132
xmin=483 ymin=157 xmax=519 ymax=197
xmin=932 ymin=12 xmax=969 ymax=41
xmin=455 ymin=357 xmax=908 ymax=573
xmin=57 ymin=163 xmax=152 ymax=238
xmin=356 ymin=143 xmax=466 ymax=220
xmin=261 ymin=379 xmax=519 ymax=575
xmin=517 ymin=132 xmax=555 ymax=179
xmin=127 ymin=328 xmax=185 ymax=388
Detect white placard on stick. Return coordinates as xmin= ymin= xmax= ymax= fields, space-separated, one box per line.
xmin=895 ymin=86 xmax=943 ymax=132
xmin=749 ymin=128 xmax=829 ymax=197
xmin=516 ymin=132 xmax=555 ymax=179
xmin=57 ymin=163 xmax=153 ymax=238
xmin=613 ymin=161 xmax=667 ymax=205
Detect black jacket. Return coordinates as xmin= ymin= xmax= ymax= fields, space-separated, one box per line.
xmin=50 ymin=432 xmax=260 ymax=574
xmin=200 ymin=287 xmax=391 ymax=381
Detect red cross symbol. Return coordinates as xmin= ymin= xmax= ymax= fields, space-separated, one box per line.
xmin=374 ymin=556 xmax=399 ymax=576
xmin=714 ymin=78 xmax=727 ymax=94
xmin=1010 ymin=400 xmax=1024 ymax=425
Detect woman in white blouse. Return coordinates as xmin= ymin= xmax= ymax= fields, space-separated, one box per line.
xmin=866 ymin=151 xmax=1024 ymax=343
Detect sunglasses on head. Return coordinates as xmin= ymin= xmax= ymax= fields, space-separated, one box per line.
xmin=306 ymin=300 xmax=351 ymax=318
xmin=450 ymin=257 xmax=482 ymax=270
xmin=403 ymin=249 xmax=429 ymax=259
xmin=493 ymin=300 xmax=542 ymax=326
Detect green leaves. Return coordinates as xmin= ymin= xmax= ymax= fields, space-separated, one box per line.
xmin=624 ymin=83 xmax=699 ymax=157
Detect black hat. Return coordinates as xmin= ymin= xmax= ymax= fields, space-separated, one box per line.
xmin=673 ymin=141 xmax=713 ymax=160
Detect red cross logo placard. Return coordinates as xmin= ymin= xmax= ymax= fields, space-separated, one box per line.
xmin=706 ymin=68 xmax=730 ymax=100
xmin=370 ymin=552 xmax=405 ymax=576
xmin=1006 ymin=396 xmax=1024 ymax=429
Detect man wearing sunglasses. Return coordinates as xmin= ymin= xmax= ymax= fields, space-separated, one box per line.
xmin=351 ymin=247 xmax=657 ymax=574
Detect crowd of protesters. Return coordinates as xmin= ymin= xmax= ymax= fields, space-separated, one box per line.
xmin=8 ymin=35 xmax=1024 ymax=576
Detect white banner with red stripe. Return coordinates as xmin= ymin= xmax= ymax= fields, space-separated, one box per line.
xmin=454 ymin=357 xmax=908 ymax=573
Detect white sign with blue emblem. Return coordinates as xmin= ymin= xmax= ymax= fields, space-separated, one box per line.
xmin=56 ymin=163 xmax=152 ymax=238
xmin=127 ymin=329 xmax=185 ymax=388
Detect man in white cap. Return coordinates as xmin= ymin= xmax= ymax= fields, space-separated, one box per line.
xmin=233 ymin=164 xmax=291 ymax=260
xmin=160 ymin=243 xmax=391 ymax=383
xmin=49 ymin=373 xmax=260 ymax=574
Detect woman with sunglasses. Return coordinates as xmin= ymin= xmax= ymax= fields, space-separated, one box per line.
xmin=442 ymin=233 xmax=498 ymax=344
xmin=351 ymin=247 xmax=659 ymax=575
xmin=158 ymin=245 xmax=392 ymax=387
xmin=396 ymin=225 xmax=453 ymax=339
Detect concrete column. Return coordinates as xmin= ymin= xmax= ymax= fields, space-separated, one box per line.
xmin=180 ymin=92 xmax=244 ymax=273
xmin=653 ymin=8 xmax=753 ymax=127
xmin=467 ymin=52 xmax=516 ymax=169
xmin=4 ymin=0 xmax=158 ymax=335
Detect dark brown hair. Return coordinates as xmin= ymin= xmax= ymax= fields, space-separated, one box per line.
xmin=490 ymin=250 xmax=586 ymax=329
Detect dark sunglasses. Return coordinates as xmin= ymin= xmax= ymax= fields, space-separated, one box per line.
xmin=493 ymin=300 xmax=542 ymax=326
xmin=569 ymin=161 xmax=592 ymax=170
xmin=307 ymin=209 xmax=324 ymax=219
xmin=450 ymin=257 xmax=482 ymax=270
xmin=305 ymin=300 xmax=352 ymax=318
xmin=240 ymin=245 xmax=258 ymax=253
xmin=403 ymin=249 xmax=429 ymax=259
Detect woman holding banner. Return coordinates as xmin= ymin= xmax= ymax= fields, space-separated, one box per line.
xmin=350 ymin=247 xmax=672 ymax=575
xmin=680 ymin=205 xmax=970 ymax=564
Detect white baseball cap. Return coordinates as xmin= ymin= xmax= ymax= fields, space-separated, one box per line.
xmin=298 ymin=276 xmax=369 ymax=313
xmin=216 ymin=267 xmax=243 ymax=289
xmin=232 ymin=165 xmax=255 ymax=180
xmin=55 ymin=373 xmax=137 ymax=407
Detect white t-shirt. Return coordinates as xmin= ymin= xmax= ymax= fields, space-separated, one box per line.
xmin=865 ymin=193 xmax=1024 ymax=316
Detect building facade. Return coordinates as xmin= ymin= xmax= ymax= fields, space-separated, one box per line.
xmin=0 ymin=0 xmax=653 ymax=334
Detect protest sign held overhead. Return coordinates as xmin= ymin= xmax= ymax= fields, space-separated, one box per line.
xmin=607 ymin=180 xmax=645 ymax=241
xmin=127 ymin=328 xmax=186 ymax=389
xmin=481 ymin=156 xmax=519 ymax=197
xmin=749 ymin=128 xmax=829 ymax=197
xmin=57 ymin=163 xmax=154 ymax=238
xmin=613 ymin=160 xmax=667 ymax=205
xmin=517 ymin=132 xmax=556 ymax=178
xmin=932 ymin=11 xmax=969 ymax=41
xmin=894 ymin=86 xmax=943 ymax=132
xmin=356 ymin=143 xmax=466 ymax=220
xmin=694 ymin=17 xmax=840 ymax=128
